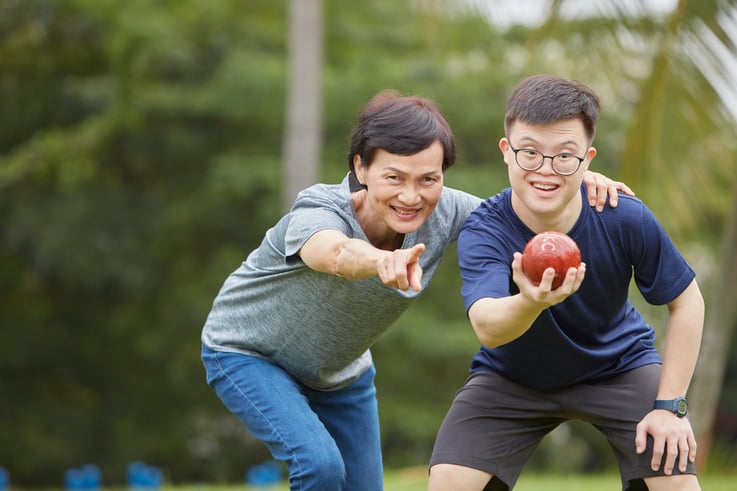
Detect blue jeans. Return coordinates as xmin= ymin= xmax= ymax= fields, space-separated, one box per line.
xmin=201 ymin=345 xmax=383 ymax=490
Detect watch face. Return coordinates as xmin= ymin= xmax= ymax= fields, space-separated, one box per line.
xmin=677 ymin=399 xmax=688 ymax=417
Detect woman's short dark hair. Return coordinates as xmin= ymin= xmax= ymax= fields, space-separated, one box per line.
xmin=347 ymin=90 xmax=456 ymax=176
xmin=504 ymin=74 xmax=600 ymax=144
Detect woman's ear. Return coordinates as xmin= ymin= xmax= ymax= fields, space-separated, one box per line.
xmin=353 ymin=155 xmax=365 ymax=185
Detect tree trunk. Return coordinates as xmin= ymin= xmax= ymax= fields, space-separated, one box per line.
xmin=689 ymin=173 xmax=737 ymax=469
xmin=282 ymin=0 xmax=323 ymax=212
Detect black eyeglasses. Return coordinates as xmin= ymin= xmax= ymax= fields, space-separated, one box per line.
xmin=509 ymin=145 xmax=586 ymax=176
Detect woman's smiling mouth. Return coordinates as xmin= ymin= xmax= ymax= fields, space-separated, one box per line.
xmin=391 ymin=205 xmax=421 ymax=218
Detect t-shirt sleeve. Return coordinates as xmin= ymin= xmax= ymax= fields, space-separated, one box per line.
xmin=283 ymin=190 xmax=353 ymax=258
xmin=446 ymin=189 xmax=483 ymax=242
xmin=458 ymin=217 xmax=515 ymax=313
xmin=631 ymin=204 xmax=695 ymax=305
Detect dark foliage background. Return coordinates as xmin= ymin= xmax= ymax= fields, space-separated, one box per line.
xmin=1 ymin=0 xmax=735 ymax=485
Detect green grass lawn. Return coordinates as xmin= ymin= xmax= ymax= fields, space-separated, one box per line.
xmin=179 ymin=467 xmax=737 ymax=491
xmin=389 ymin=468 xmax=737 ymax=490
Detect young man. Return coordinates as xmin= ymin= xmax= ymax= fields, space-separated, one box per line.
xmin=428 ymin=75 xmax=704 ymax=491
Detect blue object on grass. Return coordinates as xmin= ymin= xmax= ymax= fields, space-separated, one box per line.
xmin=64 ymin=464 xmax=101 ymax=490
xmin=0 ymin=467 xmax=9 ymax=491
xmin=127 ymin=461 xmax=163 ymax=490
xmin=245 ymin=460 xmax=283 ymax=486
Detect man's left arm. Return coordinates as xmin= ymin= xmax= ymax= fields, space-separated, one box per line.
xmin=635 ymin=279 xmax=705 ymax=475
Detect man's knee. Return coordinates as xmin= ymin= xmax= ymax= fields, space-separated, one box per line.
xmin=428 ymin=463 xmax=493 ymax=491
xmin=643 ymin=473 xmax=700 ymax=491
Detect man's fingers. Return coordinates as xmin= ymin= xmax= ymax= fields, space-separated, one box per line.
xmin=688 ymin=434 xmax=698 ymax=463
xmin=636 ymin=414 xmax=697 ymax=476
xmin=650 ymin=435 xmax=665 ymax=471
xmin=679 ymin=439 xmax=691 ymax=472
xmin=634 ymin=424 xmax=647 ymax=455
xmin=662 ymin=437 xmax=680 ymax=475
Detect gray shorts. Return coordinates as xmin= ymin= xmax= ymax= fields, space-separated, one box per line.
xmin=429 ymin=364 xmax=697 ymax=491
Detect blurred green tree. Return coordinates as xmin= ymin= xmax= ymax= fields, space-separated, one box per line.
xmin=0 ymin=0 xmax=286 ymax=483
xmin=0 ymin=0 xmax=734 ymax=485
xmin=282 ymin=0 xmax=322 ymax=211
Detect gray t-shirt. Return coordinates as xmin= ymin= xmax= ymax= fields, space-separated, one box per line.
xmin=201 ymin=174 xmax=481 ymax=390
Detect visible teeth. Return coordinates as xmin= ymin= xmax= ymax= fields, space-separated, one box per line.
xmin=394 ymin=207 xmax=417 ymax=215
xmin=534 ymin=183 xmax=557 ymax=190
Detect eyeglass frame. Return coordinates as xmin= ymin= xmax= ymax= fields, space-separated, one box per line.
xmin=508 ymin=144 xmax=587 ymax=176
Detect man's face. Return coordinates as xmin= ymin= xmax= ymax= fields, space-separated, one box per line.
xmin=500 ymin=118 xmax=596 ymax=228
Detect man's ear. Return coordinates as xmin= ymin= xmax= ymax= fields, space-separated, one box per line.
xmin=580 ymin=147 xmax=597 ymax=173
xmin=499 ymin=137 xmax=512 ymax=166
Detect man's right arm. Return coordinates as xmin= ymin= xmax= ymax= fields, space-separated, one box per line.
xmin=468 ymin=252 xmax=585 ymax=348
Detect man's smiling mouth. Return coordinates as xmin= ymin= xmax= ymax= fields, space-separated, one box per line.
xmin=532 ymin=182 xmax=559 ymax=191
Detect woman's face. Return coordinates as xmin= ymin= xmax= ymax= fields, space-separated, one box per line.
xmin=354 ymin=140 xmax=444 ymax=238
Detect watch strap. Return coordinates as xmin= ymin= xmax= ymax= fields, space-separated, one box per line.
xmin=653 ymin=397 xmax=688 ymax=417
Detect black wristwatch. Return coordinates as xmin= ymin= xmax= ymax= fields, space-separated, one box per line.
xmin=653 ymin=397 xmax=688 ymax=417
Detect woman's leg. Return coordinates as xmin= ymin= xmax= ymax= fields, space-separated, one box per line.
xmin=308 ymin=365 xmax=383 ymax=491
xmin=202 ymin=346 xmax=346 ymax=491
